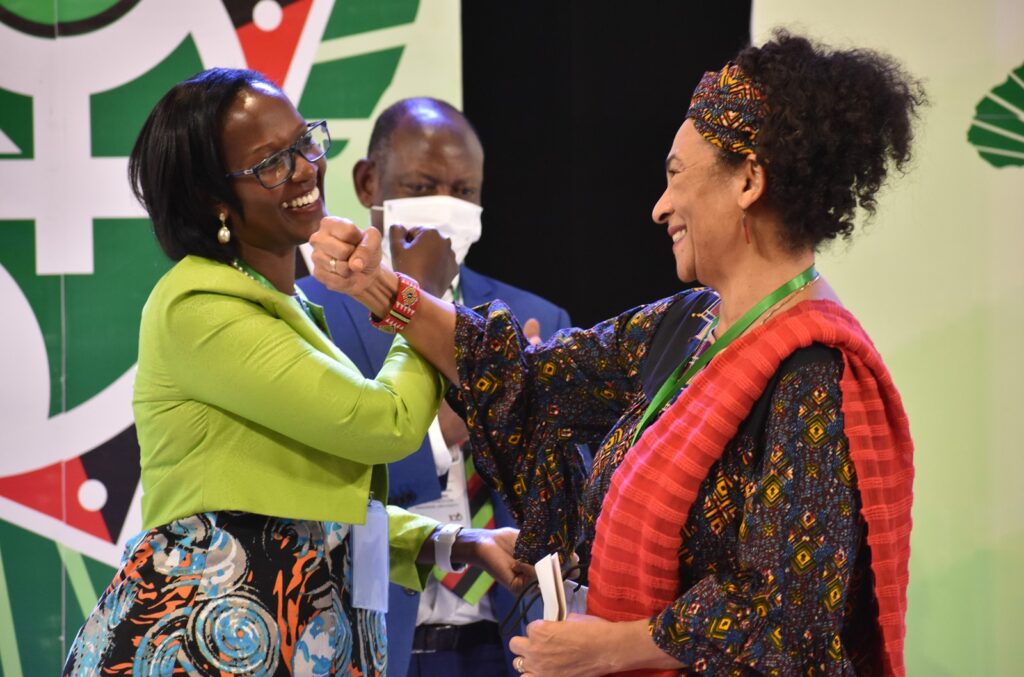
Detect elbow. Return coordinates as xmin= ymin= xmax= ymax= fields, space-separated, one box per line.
xmin=375 ymin=425 xmax=429 ymax=463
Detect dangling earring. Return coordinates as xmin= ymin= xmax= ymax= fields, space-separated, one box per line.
xmin=741 ymin=211 xmax=751 ymax=245
xmin=217 ymin=213 xmax=231 ymax=244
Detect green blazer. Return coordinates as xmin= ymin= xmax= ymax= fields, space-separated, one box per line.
xmin=133 ymin=255 xmax=445 ymax=589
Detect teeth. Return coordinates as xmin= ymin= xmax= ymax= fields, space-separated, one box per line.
xmin=282 ymin=185 xmax=320 ymax=209
xmin=672 ymin=227 xmax=687 ymax=243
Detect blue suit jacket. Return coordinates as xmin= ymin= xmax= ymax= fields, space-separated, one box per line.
xmin=297 ymin=265 xmax=571 ymax=677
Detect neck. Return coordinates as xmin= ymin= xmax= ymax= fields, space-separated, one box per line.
xmin=711 ymin=250 xmax=815 ymax=337
xmin=238 ymin=245 xmax=297 ymax=293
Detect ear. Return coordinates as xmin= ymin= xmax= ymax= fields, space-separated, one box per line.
xmin=210 ymin=200 xmax=232 ymax=225
xmin=352 ymin=158 xmax=377 ymax=209
xmin=736 ymin=154 xmax=766 ymax=210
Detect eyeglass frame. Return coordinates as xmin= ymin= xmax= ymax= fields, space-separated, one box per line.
xmin=224 ymin=120 xmax=331 ymax=189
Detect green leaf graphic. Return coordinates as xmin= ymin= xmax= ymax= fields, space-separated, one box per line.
xmin=968 ymin=62 xmax=1024 ymax=168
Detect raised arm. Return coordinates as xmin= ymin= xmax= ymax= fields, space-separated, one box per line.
xmin=309 ymin=217 xmax=461 ymax=383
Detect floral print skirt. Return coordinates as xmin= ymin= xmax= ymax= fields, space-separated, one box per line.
xmin=62 ymin=511 xmax=386 ymax=676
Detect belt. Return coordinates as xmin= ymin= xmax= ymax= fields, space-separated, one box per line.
xmin=411 ymin=620 xmax=503 ymax=653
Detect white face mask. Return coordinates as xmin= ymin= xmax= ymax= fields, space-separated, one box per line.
xmin=374 ymin=195 xmax=483 ymax=266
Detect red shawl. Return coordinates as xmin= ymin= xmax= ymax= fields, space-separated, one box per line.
xmin=587 ymin=301 xmax=914 ymax=676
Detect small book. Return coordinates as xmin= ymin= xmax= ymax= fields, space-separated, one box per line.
xmin=534 ymin=552 xmax=568 ymax=621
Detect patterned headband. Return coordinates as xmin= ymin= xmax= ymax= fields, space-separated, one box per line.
xmin=685 ymin=62 xmax=768 ymax=156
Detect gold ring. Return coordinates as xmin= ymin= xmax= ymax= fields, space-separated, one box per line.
xmin=329 ymin=257 xmax=337 ymax=273
xmin=513 ymin=655 xmax=526 ymax=673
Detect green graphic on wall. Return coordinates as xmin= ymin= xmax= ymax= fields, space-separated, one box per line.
xmin=0 ymin=0 xmax=461 ymax=672
xmin=968 ymin=62 xmax=1024 ymax=168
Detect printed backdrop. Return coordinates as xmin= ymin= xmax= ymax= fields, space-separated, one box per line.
xmin=0 ymin=1 xmax=460 ymax=673
xmin=2 ymin=1 xmax=1021 ymax=674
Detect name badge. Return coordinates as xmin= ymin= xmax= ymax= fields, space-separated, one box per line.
xmin=352 ymin=499 xmax=389 ymax=612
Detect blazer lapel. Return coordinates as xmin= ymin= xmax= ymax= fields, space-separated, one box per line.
xmin=269 ymin=294 xmax=344 ymax=360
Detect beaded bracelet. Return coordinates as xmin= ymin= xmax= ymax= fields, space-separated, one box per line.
xmin=369 ymin=272 xmax=421 ymax=334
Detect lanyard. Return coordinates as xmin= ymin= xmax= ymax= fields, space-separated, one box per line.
xmin=232 ymin=258 xmax=317 ymax=325
xmin=631 ymin=265 xmax=817 ymax=446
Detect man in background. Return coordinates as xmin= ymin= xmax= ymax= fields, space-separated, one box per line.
xmin=298 ymin=97 xmax=571 ymax=677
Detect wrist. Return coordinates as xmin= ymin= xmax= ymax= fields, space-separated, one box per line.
xmin=434 ymin=523 xmax=467 ymax=573
xmin=352 ymin=266 xmax=398 ymax=319
xmin=450 ymin=527 xmax=483 ymax=570
xmin=610 ymin=619 xmax=683 ymax=672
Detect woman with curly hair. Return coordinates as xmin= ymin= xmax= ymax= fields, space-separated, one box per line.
xmin=310 ymin=32 xmax=923 ymax=676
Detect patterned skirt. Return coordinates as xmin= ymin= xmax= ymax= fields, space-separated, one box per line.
xmin=62 ymin=511 xmax=387 ymax=676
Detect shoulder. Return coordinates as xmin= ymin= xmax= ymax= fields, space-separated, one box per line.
xmin=629 ymin=286 xmax=719 ymax=333
xmin=150 ymin=255 xmax=259 ymax=300
xmin=740 ymin=343 xmax=845 ymax=435
xmin=778 ymin=343 xmax=844 ymax=377
xmin=460 ymin=266 xmax=570 ymax=329
xmin=767 ymin=343 xmax=845 ymax=408
xmin=143 ymin=256 xmax=270 ymax=329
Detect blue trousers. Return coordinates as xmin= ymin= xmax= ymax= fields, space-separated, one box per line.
xmin=406 ymin=640 xmax=509 ymax=677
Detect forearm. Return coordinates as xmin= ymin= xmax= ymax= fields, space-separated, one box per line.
xmin=514 ymin=616 xmax=683 ymax=676
xmin=352 ymin=267 xmax=459 ymax=384
xmin=600 ymin=619 xmax=683 ymax=673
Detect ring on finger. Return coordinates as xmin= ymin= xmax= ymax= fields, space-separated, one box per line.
xmin=513 ymin=655 xmax=526 ymax=673
xmin=329 ymin=257 xmax=337 ymax=273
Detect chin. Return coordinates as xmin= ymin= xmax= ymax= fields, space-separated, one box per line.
xmin=675 ymin=265 xmax=698 ymax=285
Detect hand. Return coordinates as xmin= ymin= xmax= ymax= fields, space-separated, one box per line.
xmin=309 ymin=217 xmax=383 ymax=294
xmin=523 ymin=318 xmax=542 ymax=346
xmin=389 ymin=225 xmax=458 ymax=297
xmin=508 ymin=614 xmax=612 ymax=677
xmin=438 ymin=401 xmax=469 ymax=448
xmin=452 ymin=527 xmax=534 ymax=595
xmin=508 ymin=616 xmax=680 ymax=676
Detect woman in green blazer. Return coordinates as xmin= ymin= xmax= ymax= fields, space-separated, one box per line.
xmin=62 ymin=68 xmax=519 ymax=676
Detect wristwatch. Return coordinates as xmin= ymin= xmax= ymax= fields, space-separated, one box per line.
xmin=434 ymin=523 xmax=467 ymax=573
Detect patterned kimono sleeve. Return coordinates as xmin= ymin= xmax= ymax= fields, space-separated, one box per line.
xmin=650 ymin=354 xmax=866 ymax=673
xmin=449 ymin=298 xmax=669 ymax=562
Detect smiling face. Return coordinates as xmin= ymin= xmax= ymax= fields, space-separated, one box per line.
xmin=219 ymin=83 xmax=327 ymax=257
xmin=652 ymin=119 xmax=747 ymax=285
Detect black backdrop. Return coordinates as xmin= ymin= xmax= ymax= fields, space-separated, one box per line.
xmin=461 ymin=2 xmax=751 ymax=328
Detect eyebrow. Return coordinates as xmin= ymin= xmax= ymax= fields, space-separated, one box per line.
xmin=247 ymin=121 xmax=310 ymax=158
xmin=400 ymin=171 xmax=440 ymax=182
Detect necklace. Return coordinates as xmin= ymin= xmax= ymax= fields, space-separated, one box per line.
xmin=230 ymin=257 xmax=258 ymax=283
xmin=758 ymin=272 xmax=819 ymax=327
xmin=231 ymin=258 xmax=317 ymax=325
xmin=631 ymin=264 xmax=817 ymax=446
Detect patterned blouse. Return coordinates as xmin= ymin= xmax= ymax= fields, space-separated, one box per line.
xmin=449 ymin=289 xmax=883 ymax=675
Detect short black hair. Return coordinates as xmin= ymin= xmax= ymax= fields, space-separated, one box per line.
xmin=366 ymin=97 xmax=479 ymax=166
xmin=128 ymin=67 xmax=278 ymax=262
xmin=727 ymin=31 xmax=926 ymax=250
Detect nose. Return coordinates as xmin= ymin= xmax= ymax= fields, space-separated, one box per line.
xmin=652 ymin=186 xmax=672 ymax=224
xmin=290 ymin=151 xmax=319 ymax=183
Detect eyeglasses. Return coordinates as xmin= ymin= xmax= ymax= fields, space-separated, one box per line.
xmin=225 ymin=120 xmax=331 ymax=189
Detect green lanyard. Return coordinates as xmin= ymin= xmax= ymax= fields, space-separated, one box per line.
xmin=232 ymin=258 xmax=317 ymax=325
xmin=631 ymin=265 xmax=817 ymax=446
